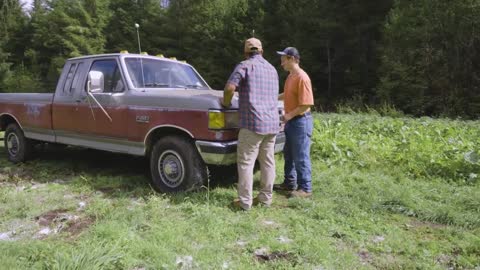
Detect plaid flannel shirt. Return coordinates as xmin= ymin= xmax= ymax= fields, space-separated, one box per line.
xmin=227 ymin=54 xmax=280 ymax=134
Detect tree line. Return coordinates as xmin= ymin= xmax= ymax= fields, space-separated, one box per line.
xmin=1 ymin=0 xmax=479 ymax=118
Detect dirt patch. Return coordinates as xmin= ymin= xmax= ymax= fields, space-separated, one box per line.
xmin=0 ymin=167 xmax=36 ymax=183
xmin=331 ymin=231 xmax=347 ymax=239
xmin=358 ymin=249 xmax=372 ymax=265
xmin=65 ymin=216 xmax=96 ymax=237
xmin=35 ymin=209 xmax=70 ymax=226
xmin=436 ymin=254 xmax=456 ymax=268
xmin=35 ymin=209 xmax=95 ymax=238
xmin=255 ymin=251 xmax=297 ymax=264
xmin=408 ymin=219 xmax=448 ymax=230
xmin=97 ymin=186 xmax=119 ymax=194
xmin=97 ymin=185 xmax=132 ymax=195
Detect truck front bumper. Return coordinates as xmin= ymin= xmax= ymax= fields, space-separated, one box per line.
xmin=195 ymin=132 xmax=286 ymax=165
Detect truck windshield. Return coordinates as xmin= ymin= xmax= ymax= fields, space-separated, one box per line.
xmin=125 ymin=58 xmax=210 ymax=90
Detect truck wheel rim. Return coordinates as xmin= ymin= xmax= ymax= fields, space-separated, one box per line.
xmin=158 ymin=150 xmax=185 ymax=188
xmin=6 ymin=133 xmax=20 ymax=157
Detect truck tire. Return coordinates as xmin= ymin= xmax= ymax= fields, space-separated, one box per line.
xmin=150 ymin=136 xmax=207 ymax=193
xmin=4 ymin=123 xmax=33 ymax=163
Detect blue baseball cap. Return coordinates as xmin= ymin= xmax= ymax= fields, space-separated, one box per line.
xmin=276 ymin=47 xmax=300 ymax=59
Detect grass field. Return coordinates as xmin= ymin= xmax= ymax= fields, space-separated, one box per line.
xmin=0 ymin=113 xmax=479 ymax=269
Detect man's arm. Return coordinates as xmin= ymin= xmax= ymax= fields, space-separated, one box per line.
xmin=221 ymin=63 xmax=244 ymax=107
xmin=284 ymin=105 xmax=310 ymax=122
xmin=222 ymin=83 xmax=236 ymax=107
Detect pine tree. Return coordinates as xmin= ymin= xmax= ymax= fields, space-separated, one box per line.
xmin=377 ymin=0 xmax=480 ymax=117
xmin=104 ymin=0 xmax=166 ymax=54
xmin=28 ymin=0 xmax=110 ymax=89
xmin=0 ymin=0 xmax=29 ymax=92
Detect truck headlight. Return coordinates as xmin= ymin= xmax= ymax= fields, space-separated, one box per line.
xmin=208 ymin=110 xmax=239 ymax=129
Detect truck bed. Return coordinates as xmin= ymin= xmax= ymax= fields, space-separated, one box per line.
xmin=0 ymin=93 xmax=54 ymax=141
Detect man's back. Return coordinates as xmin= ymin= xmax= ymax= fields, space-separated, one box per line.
xmin=228 ymin=54 xmax=280 ymax=135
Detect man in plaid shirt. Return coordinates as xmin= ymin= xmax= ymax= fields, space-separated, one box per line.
xmin=222 ymin=37 xmax=280 ymax=210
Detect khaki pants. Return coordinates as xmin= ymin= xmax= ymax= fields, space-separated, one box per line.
xmin=237 ymin=128 xmax=276 ymax=209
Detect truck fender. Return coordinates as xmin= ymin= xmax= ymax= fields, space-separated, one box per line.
xmin=144 ymin=125 xmax=195 ymax=155
xmin=0 ymin=113 xmax=23 ymax=131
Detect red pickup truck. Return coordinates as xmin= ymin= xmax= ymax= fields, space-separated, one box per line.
xmin=0 ymin=53 xmax=285 ymax=192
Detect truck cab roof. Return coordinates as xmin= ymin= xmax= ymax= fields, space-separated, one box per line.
xmin=68 ymin=53 xmax=190 ymax=66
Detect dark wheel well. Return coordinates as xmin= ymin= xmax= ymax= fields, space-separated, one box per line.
xmin=145 ymin=127 xmax=194 ymax=156
xmin=0 ymin=115 xmax=19 ymax=132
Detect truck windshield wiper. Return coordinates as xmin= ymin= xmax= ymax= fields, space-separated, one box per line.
xmin=143 ymin=83 xmax=206 ymax=89
xmin=176 ymin=84 xmax=207 ymax=89
xmin=144 ymin=83 xmax=170 ymax=87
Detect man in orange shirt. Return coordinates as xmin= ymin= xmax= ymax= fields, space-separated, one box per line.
xmin=274 ymin=47 xmax=314 ymax=198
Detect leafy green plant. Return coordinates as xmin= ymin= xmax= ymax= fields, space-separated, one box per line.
xmin=311 ymin=114 xmax=480 ymax=182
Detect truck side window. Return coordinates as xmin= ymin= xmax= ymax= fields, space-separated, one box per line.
xmin=88 ymin=60 xmax=124 ymax=93
xmin=70 ymin=63 xmax=83 ymax=94
xmin=63 ymin=63 xmax=77 ymax=93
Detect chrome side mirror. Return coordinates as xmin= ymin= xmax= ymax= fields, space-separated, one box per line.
xmin=88 ymin=71 xmax=104 ymax=93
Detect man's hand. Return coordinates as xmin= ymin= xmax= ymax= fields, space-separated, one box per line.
xmin=220 ymin=97 xmax=231 ymax=107
xmin=283 ymin=112 xmax=293 ymax=123
xmin=283 ymin=105 xmax=311 ymax=123
xmin=222 ymin=83 xmax=236 ymax=108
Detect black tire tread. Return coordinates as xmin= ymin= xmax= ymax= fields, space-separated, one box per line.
xmin=4 ymin=123 xmax=33 ymax=163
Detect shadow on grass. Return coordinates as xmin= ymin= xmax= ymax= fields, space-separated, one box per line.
xmin=0 ymin=145 xmax=152 ymax=198
xmin=0 ymin=144 xmax=240 ymax=202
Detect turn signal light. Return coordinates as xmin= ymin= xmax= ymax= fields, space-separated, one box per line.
xmin=208 ymin=110 xmax=239 ymax=129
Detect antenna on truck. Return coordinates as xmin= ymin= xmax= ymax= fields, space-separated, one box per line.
xmin=135 ymin=23 xmax=142 ymax=53
xmin=135 ymin=23 xmax=146 ymax=91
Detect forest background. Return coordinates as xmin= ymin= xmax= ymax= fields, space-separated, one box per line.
xmin=1 ymin=0 xmax=479 ymax=118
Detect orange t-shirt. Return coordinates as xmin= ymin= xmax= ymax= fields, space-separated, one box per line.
xmin=283 ymin=69 xmax=314 ymax=114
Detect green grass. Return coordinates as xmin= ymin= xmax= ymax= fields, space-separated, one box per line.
xmin=0 ymin=114 xmax=479 ymax=269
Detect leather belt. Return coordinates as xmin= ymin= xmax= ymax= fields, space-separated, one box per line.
xmin=291 ymin=111 xmax=311 ymax=121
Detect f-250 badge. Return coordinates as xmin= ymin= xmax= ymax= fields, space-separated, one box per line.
xmin=136 ymin=115 xmax=150 ymax=123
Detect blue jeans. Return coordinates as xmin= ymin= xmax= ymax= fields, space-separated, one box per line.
xmin=283 ymin=112 xmax=313 ymax=192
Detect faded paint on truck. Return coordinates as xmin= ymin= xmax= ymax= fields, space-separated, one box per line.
xmin=0 ymin=53 xmax=283 ymax=164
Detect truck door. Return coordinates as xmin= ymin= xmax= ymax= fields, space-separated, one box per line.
xmin=52 ymin=61 xmax=87 ymax=138
xmin=77 ymin=58 xmax=128 ymax=139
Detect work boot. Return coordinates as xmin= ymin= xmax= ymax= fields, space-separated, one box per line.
xmin=273 ymin=183 xmax=296 ymax=192
xmin=253 ymin=197 xmax=271 ymax=208
xmin=230 ymin=199 xmax=250 ymax=211
xmin=288 ymin=190 xmax=312 ymax=198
